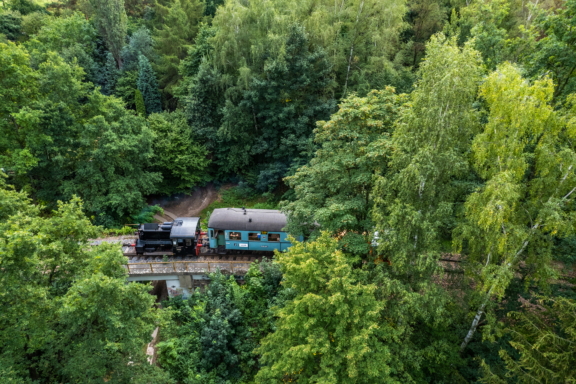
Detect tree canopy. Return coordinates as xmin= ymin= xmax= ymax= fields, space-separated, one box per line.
xmin=2 ymin=0 xmax=576 ymax=382
xmin=0 ymin=173 xmax=170 ymax=383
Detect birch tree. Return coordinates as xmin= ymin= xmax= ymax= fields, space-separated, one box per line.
xmin=457 ymin=63 xmax=576 ymax=352
xmin=210 ymin=0 xmax=407 ymax=96
xmin=372 ymin=33 xmax=483 ymax=274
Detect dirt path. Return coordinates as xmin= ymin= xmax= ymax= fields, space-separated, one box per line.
xmin=148 ymin=183 xmax=218 ymax=221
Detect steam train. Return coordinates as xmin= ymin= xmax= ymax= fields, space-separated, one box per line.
xmin=136 ymin=217 xmax=202 ymax=255
xmin=135 ymin=208 xmax=301 ymax=255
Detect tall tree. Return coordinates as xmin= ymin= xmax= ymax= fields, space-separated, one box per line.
xmin=255 ymin=232 xmax=417 ymax=383
xmin=517 ymin=0 xmax=576 ymax=102
xmin=184 ymin=60 xmax=230 ymax=176
xmin=456 ymin=63 xmax=576 ymax=352
xmin=211 ymin=0 xmax=408 ymax=97
xmin=405 ymin=0 xmax=447 ymax=67
xmin=24 ymin=12 xmax=101 ymax=83
xmin=114 ymin=70 xmax=139 ymax=108
xmin=0 ymin=176 xmax=170 ymax=383
xmin=282 ymin=88 xmax=407 ymax=238
xmin=135 ymin=88 xmax=146 ymax=116
xmin=153 ymin=0 xmax=204 ymax=107
xmin=499 ymin=296 xmax=576 ymax=383
xmin=148 ymin=111 xmax=210 ymax=194
xmin=101 ymin=51 xmax=119 ymax=95
xmin=0 ymin=10 xmax=22 ymax=41
xmin=0 ymin=40 xmax=40 ymax=181
xmin=459 ymin=0 xmax=512 ymax=71
xmin=137 ymin=54 xmax=162 ymax=114
xmin=0 ymin=43 xmax=161 ymax=226
xmin=219 ymin=24 xmax=336 ymax=190
xmin=179 ymin=23 xmax=215 ymax=80
xmin=121 ymin=26 xmax=155 ymax=72
xmin=158 ymin=260 xmax=282 ymax=383
xmin=88 ymin=0 xmax=127 ymax=68
xmin=372 ymin=33 xmax=483 ymax=273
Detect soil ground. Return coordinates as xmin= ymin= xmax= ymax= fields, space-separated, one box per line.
xmin=148 ymin=183 xmax=219 ymax=222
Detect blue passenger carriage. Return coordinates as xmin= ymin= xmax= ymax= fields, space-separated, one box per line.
xmin=207 ymin=208 xmax=300 ymax=253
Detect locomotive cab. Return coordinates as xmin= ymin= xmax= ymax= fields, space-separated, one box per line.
xmin=170 ymin=217 xmax=201 ymax=255
xmin=136 ymin=216 xmax=201 ymax=255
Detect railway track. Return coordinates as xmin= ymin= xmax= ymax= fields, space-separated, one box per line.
xmin=92 ymin=237 xmax=268 ymax=276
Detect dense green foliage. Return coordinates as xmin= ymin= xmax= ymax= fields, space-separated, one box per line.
xmin=158 ymin=260 xmax=281 ymax=383
xmin=256 ymin=233 xmax=416 ymax=383
xmin=137 ymin=53 xmax=162 ymax=114
xmin=283 ymin=88 xmax=407 ymax=240
xmin=501 ymin=296 xmax=576 ymax=383
xmin=0 ymin=174 xmax=170 ymax=383
xmin=148 ymin=111 xmax=210 ymax=194
xmin=2 ymin=0 xmax=576 ymax=382
xmin=88 ymin=0 xmax=127 ymax=68
xmin=0 ymin=41 xmax=162 ymax=226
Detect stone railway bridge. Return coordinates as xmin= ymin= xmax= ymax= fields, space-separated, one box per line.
xmin=90 ymin=237 xmax=263 ymax=298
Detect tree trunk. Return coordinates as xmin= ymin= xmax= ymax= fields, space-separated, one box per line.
xmin=460 ymin=239 xmax=531 ymax=353
xmin=343 ymin=42 xmax=354 ymax=97
xmin=342 ymin=0 xmax=364 ymax=97
xmin=460 ymin=294 xmax=489 ymax=352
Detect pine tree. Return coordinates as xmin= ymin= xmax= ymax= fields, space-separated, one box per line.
xmin=135 ymin=89 xmax=146 ymax=117
xmin=137 ymin=54 xmax=162 ymax=114
xmin=101 ymin=52 xmax=119 ymax=96
xmin=121 ymin=26 xmax=155 ymax=72
xmin=88 ymin=0 xmax=127 ymax=68
xmin=501 ymin=296 xmax=576 ymax=383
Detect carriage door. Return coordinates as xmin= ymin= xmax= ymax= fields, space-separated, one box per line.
xmin=217 ymin=230 xmax=225 ymax=246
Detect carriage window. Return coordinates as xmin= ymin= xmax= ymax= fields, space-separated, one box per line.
xmin=229 ymin=232 xmax=241 ymax=240
xmin=268 ymin=233 xmax=280 ymax=242
xmin=210 ymin=230 xmax=214 ymax=238
xmin=248 ymin=233 xmax=260 ymax=241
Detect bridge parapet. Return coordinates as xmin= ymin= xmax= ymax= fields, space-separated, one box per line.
xmin=124 ymin=261 xmax=252 ymax=275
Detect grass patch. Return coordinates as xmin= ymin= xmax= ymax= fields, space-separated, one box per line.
xmin=199 ymin=185 xmax=278 ymax=230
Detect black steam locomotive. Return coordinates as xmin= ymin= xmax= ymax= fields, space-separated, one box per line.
xmin=136 ymin=217 xmax=201 ymax=255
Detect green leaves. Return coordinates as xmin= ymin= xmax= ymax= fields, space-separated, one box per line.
xmin=283 ymin=88 xmax=407 ymax=238
xmin=457 ymin=63 xmax=576 ymax=352
xmin=0 ymin=182 xmax=170 ymax=382
xmin=148 ymin=111 xmax=210 ymax=194
xmin=500 ymin=296 xmax=576 ymax=383
xmin=88 ymin=0 xmax=127 ymax=68
xmin=137 ymin=54 xmax=162 ymax=114
xmin=158 ymin=261 xmax=281 ymax=383
xmin=0 ymin=42 xmax=162 ymax=226
xmin=255 ymin=233 xmax=411 ymax=383
xmin=373 ymin=33 xmax=483 ymax=272
xmin=153 ymin=0 xmax=204 ymax=106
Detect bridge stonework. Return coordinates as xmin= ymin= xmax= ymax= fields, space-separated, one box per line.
xmin=124 ymin=259 xmax=259 ymax=299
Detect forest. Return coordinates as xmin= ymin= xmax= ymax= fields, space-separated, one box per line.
xmin=1 ymin=0 xmax=576 ymax=381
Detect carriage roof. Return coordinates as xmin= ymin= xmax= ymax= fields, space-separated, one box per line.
xmin=208 ymin=208 xmax=287 ymax=232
